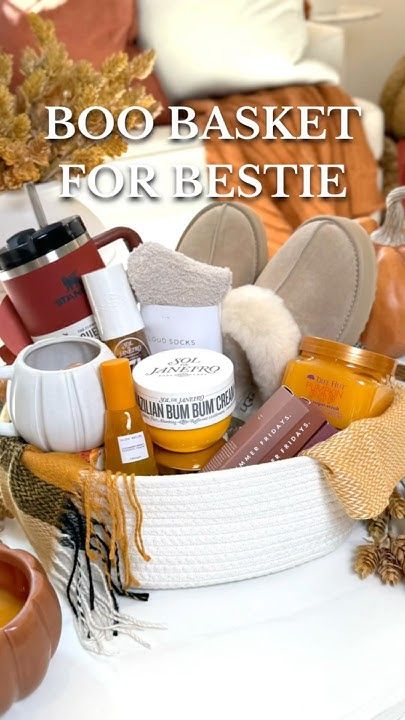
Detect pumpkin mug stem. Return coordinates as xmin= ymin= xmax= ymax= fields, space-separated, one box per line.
xmin=371 ymin=186 xmax=405 ymax=248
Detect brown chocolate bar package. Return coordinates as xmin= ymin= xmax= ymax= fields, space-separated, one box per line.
xmin=202 ymin=386 xmax=336 ymax=471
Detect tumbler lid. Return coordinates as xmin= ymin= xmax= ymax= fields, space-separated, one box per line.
xmin=0 ymin=216 xmax=88 ymax=272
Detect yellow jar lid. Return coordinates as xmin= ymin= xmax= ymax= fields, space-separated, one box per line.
xmin=300 ymin=336 xmax=397 ymax=377
xmin=155 ymin=440 xmax=225 ymax=473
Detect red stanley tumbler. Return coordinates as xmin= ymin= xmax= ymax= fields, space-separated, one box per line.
xmin=0 ymin=216 xmax=141 ymax=357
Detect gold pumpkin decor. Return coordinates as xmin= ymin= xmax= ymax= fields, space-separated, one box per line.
xmin=0 ymin=14 xmax=161 ymax=191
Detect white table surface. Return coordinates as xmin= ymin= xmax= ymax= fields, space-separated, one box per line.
xmin=2 ymin=518 xmax=405 ymax=720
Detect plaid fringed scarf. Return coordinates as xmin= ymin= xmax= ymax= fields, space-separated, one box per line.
xmin=0 ymin=437 xmax=163 ymax=653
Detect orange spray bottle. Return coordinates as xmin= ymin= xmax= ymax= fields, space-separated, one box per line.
xmin=100 ymin=358 xmax=157 ymax=475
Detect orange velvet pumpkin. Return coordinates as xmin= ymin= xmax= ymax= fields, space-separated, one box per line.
xmin=0 ymin=543 xmax=62 ymax=715
xmin=361 ymin=187 xmax=405 ymax=358
xmin=362 ymin=245 xmax=405 ymax=357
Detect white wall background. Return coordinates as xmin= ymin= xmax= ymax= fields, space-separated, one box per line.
xmin=312 ymin=0 xmax=405 ymax=103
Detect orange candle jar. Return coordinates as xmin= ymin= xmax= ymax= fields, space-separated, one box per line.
xmin=282 ymin=337 xmax=396 ymax=429
xmin=0 ymin=544 xmax=61 ymax=715
xmin=0 ymin=588 xmax=24 ymax=628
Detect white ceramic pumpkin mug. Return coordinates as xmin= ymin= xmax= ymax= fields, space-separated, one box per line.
xmin=0 ymin=337 xmax=114 ymax=452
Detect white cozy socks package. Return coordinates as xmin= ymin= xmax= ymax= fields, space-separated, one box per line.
xmin=127 ymin=242 xmax=231 ymax=353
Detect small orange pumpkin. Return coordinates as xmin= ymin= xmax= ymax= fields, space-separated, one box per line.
xmin=0 ymin=543 xmax=62 ymax=715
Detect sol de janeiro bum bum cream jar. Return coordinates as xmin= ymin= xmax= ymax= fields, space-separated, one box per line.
xmin=133 ymin=349 xmax=235 ymax=452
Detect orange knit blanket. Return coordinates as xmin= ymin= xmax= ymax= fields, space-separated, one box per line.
xmin=189 ymin=84 xmax=383 ymax=256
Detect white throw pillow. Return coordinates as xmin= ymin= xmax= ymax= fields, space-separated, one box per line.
xmin=138 ymin=0 xmax=308 ymax=101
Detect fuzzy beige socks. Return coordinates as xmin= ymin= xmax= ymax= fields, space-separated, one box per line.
xmin=127 ymin=242 xmax=231 ymax=306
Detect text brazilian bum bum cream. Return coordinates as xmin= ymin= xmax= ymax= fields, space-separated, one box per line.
xmin=133 ymin=349 xmax=235 ymax=452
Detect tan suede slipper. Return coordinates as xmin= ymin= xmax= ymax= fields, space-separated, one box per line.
xmin=255 ymin=216 xmax=377 ymax=345
xmin=176 ymin=202 xmax=268 ymax=288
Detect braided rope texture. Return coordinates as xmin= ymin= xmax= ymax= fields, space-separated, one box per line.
xmin=306 ymin=386 xmax=405 ymax=520
xmin=127 ymin=457 xmax=353 ymax=589
xmin=1 ymin=437 xmax=353 ymax=590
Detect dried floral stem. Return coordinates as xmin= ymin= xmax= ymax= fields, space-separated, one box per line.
xmin=0 ymin=14 xmax=161 ymax=191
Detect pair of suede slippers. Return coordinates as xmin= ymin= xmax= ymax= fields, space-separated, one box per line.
xmin=177 ymin=202 xmax=377 ymax=409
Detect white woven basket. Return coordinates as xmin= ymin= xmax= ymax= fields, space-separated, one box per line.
xmin=126 ymin=456 xmax=354 ymax=589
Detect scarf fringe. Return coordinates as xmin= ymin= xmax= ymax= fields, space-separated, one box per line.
xmin=0 ymin=438 xmax=165 ymax=654
xmin=53 ymin=537 xmax=165 ymax=655
xmin=81 ymin=470 xmax=150 ymax=589
xmin=56 ymin=493 xmax=165 ymax=654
